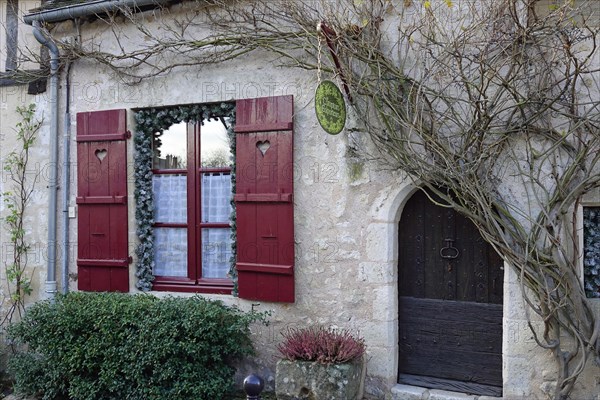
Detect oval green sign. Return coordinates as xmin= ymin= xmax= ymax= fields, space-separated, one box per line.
xmin=315 ymin=80 xmax=346 ymax=135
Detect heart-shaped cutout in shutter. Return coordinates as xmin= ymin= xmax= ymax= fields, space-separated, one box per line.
xmin=95 ymin=148 xmax=108 ymax=162
xmin=256 ymin=140 xmax=270 ymax=157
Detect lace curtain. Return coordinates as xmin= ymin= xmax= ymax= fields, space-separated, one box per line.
xmin=152 ymin=173 xmax=232 ymax=278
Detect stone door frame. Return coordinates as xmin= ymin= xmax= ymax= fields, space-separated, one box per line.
xmin=366 ymin=181 xmax=508 ymax=396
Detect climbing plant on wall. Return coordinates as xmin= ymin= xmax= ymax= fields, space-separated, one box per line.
xmin=133 ymin=103 xmax=236 ymax=292
xmin=1 ymin=104 xmax=41 ymax=325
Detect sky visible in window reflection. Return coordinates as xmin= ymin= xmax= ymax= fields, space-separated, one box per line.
xmin=155 ymin=119 xmax=232 ymax=169
xmin=201 ymin=119 xmax=232 ymax=167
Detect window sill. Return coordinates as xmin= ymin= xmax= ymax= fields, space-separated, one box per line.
xmin=152 ymin=276 xmax=233 ymax=294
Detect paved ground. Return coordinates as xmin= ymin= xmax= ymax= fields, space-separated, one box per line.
xmin=392 ymin=384 xmax=501 ymax=400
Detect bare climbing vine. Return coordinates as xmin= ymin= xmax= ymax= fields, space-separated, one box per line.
xmin=21 ymin=1 xmax=600 ymax=398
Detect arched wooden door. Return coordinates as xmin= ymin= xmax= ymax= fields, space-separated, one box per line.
xmin=398 ymin=189 xmax=504 ymax=396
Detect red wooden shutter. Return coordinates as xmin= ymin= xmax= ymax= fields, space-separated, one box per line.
xmin=76 ymin=109 xmax=130 ymax=292
xmin=235 ymin=95 xmax=295 ymax=302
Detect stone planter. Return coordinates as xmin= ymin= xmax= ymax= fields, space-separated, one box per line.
xmin=275 ymin=358 xmax=365 ymax=400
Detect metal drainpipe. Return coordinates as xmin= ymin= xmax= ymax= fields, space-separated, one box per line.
xmin=32 ymin=21 xmax=60 ymax=298
xmin=61 ymin=61 xmax=72 ymax=294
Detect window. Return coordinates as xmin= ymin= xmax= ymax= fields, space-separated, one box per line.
xmin=151 ymin=119 xmax=234 ymax=293
xmin=583 ymin=207 xmax=600 ymax=298
xmin=133 ymin=96 xmax=295 ymax=301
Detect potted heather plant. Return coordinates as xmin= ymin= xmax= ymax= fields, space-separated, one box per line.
xmin=275 ymin=326 xmax=366 ymax=400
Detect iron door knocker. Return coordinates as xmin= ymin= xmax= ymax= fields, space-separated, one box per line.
xmin=440 ymin=238 xmax=460 ymax=260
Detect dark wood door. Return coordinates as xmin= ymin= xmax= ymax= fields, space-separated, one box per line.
xmin=398 ymin=189 xmax=503 ymax=396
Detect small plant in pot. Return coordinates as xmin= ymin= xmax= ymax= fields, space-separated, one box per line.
xmin=275 ymin=326 xmax=366 ymax=400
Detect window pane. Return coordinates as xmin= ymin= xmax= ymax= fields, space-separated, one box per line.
xmin=154 ymin=228 xmax=188 ymax=277
xmin=202 ymin=228 xmax=233 ymax=279
xmin=153 ymin=174 xmax=187 ymax=223
xmin=201 ymin=118 xmax=232 ymax=168
xmin=153 ymin=122 xmax=187 ymax=169
xmin=201 ymin=172 xmax=232 ymax=223
xmin=583 ymin=207 xmax=600 ymax=298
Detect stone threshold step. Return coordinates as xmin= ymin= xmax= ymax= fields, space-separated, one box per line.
xmin=392 ymin=384 xmax=502 ymax=400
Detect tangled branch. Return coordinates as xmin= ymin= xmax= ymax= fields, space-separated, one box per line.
xmin=24 ymin=1 xmax=600 ymax=398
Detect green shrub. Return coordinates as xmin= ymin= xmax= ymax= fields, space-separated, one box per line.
xmin=7 ymin=292 xmax=266 ymax=400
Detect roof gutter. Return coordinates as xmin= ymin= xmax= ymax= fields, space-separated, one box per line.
xmin=24 ymin=0 xmax=166 ymax=25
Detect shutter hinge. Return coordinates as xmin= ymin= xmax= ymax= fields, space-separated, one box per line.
xmin=126 ymin=130 xmax=132 ymax=139
xmin=128 ymin=256 xmax=133 ymax=264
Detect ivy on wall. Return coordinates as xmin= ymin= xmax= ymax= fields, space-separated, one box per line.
xmin=583 ymin=207 xmax=600 ymax=298
xmin=133 ymin=103 xmax=236 ymax=292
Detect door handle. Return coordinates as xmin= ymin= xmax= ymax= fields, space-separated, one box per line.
xmin=440 ymin=238 xmax=459 ymax=259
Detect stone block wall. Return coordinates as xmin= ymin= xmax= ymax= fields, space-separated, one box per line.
xmin=0 ymin=2 xmax=598 ymax=399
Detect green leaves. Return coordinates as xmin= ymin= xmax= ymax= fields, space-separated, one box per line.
xmin=1 ymin=104 xmax=41 ymax=325
xmin=8 ymin=292 xmax=267 ymax=400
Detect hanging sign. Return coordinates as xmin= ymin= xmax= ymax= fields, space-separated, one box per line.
xmin=315 ymin=80 xmax=346 ymax=135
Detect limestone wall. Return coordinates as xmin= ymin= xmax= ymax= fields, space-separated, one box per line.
xmin=0 ymin=1 xmax=598 ymax=399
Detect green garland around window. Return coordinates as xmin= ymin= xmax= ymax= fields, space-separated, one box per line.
xmin=134 ymin=103 xmax=237 ymax=292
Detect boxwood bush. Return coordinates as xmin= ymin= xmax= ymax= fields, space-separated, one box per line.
xmin=7 ymin=292 xmax=265 ymax=400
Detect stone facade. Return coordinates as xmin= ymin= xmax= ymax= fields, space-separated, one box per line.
xmin=0 ymin=1 xmax=598 ymax=399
